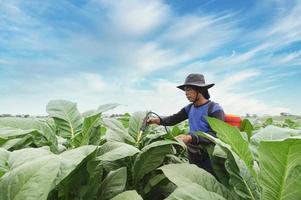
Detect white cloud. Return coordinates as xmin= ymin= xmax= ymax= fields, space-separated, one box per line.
xmin=127 ymin=42 xmax=186 ymax=78
xmin=211 ymin=85 xmax=290 ymax=116
xmin=218 ymin=69 xmax=260 ymax=88
xmin=97 ymin=0 xmax=170 ymax=37
xmin=1 ymin=0 xmax=240 ymax=82
xmin=0 ymin=69 xmax=290 ymax=116
xmin=267 ymin=1 xmax=301 ymax=42
xmin=242 ymin=1 xmax=301 ymax=56
xmin=159 ymin=14 xmax=239 ymax=59
xmin=0 ymin=74 xmax=183 ymax=115
xmin=269 ymin=50 xmax=301 ymax=67
xmin=0 ymin=0 xmax=300 ymax=116
xmin=80 ymin=73 xmax=109 ymax=92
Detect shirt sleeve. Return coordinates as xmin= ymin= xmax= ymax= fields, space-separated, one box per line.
xmin=210 ymin=109 xmax=225 ymax=121
xmin=159 ymin=107 xmax=188 ymax=126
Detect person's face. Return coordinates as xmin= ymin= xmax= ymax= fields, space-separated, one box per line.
xmin=184 ymin=86 xmax=198 ymax=102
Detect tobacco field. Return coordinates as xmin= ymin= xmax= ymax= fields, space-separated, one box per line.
xmin=1 ymin=100 xmax=301 ymax=200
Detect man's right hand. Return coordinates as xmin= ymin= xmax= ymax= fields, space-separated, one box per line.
xmin=146 ymin=117 xmax=160 ymax=125
xmin=176 ymin=134 xmax=192 ymax=144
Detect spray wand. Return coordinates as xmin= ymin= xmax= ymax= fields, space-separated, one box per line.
xmin=137 ymin=112 xmax=170 ymax=144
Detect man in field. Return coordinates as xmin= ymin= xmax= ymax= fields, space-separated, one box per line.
xmin=147 ymin=73 xmax=224 ymax=175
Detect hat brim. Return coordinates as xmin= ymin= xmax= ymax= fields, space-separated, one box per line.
xmin=177 ymin=83 xmax=215 ymax=91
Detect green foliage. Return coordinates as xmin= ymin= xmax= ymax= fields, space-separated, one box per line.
xmin=47 ymin=100 xmax=83 ymax=140
xmin=207 ymin=117 xmax=257 ymax=178
xmin=1 ymin=100 xmax=301 ymax=200
xmin=0 ymin=118 xmax=58 ymax=152
xmin=111 ymin=190 xmax=143 ymax=200
xmin=240 ymin=119 xmax=254 ymax=140
xmin=0 ymin=146 xmax=96 ymax=200
xmin=98 ymin=167 xmax=127 ymax=200
xmin=259 ymin=139 xmax=301 ymax=200
xmin=160 ymin=163 xmax=237 ymax=200
xmin=165 ymin=183 xmax=227 ymax=200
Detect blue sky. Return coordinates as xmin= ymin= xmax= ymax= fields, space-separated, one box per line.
xmin=0 ymin=0 xmax=301 ymax=116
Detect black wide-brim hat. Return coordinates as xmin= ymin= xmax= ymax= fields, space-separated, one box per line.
xmin=177 ymin=73 xmax=215 ymax=91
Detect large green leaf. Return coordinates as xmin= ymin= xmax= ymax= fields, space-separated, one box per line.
xmin=98 ymin=140 xmax=125 ymax=155
xmin=2 ymin=146 xmax=96 ymax=176
xmin=196 ymin=132 xmax=260 ymax=200
xmin=0 ymin=118 xmax=58 ymax=151
xmin=88 ymin=125 xmax=106 ymax=146
xmin=72 ymin=113 xmax=101 ymax=147
xmin=0 ymin=128 xmax=47 ymax=150
xmin=111 ymin=190 xmax=143 ymax=200
xmin=143 ymin=173 xmax=167 ymax=195
xmin=96 ymin=141 xmax=140 ymax=162
xmin=54 ymin=145 xmax=97 ymax=185
xmin=5 ymin=147 xmax=53 ymax=170
xmin=97 ymin=103 xmax=120 ymax=113
xmin=133 ymin=140 xmax=182 ymax=185
xmin=0 ymin=127 xmax=38 ymax=139
xmin=102 ymin=118 xmax=135 ymax=144
xmin=1 ymin=136 xmax=33 ymax=151
xmin=0 ymin=118 xmax=55 ymax=136
xmin=209 ymin=145 xmax=230 ymax=187
xmin=50 ymin=146 xmax=97 ymax=199
xmin=165 ymin=183 xmax=227 ymax=200
xmin=251 ymin=125 xmax=301 ymax=145
xmin=82 ymin=160 xmax=104 ymax=200
xmin=0 ymin=157 xmax=60 ymax=200
xmin=160 ymin=163 xmax=236 ymax=200
xmin=82 ymin=103 xmax=119 ymax=118
xmin=259 ymin=138 xmax=301 ymax=200
xmin=0 ymin=148 xmax=9 ymax=177
xmin=128 ymin=111 xmax=147 ymax=144
xmin=98 ymin=167 xmax=127 ymax=200
xmin=224 ymin=148 xmax=260 ymax=200
xmin=93 ymin=141 xmax=139 ymax=172
xmin=0 ymin=146 xmax=97 ymax=200
xmin=241 ymin=119 xmax=254 ymax=140
xmin=171 ymin=125 xmax=186 ymax=137
xmin=0 ymin=147 xmax=56 ymax=200
xmin=47 ymin=100 xmax=83 ymax=139
xmin=250 ymin=125 xmax=301 ymax=159
xmin=207 ymin=117 xmax=256 ymax=177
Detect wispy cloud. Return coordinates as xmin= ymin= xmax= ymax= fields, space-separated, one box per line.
xmin=96 ymin=0 xmax=171 ymax=37
xmin=0 ymin=0 xmax=300 ymax=115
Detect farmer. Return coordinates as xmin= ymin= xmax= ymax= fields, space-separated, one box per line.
xmin=147 ymin=73 xmax=224 ymax=175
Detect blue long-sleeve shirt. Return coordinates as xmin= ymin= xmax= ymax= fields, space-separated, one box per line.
xmin=160 ymin=101 xmax=224 ymax=144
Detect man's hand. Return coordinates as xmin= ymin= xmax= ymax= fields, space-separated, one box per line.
xmin=146 ymin=117 xmax=160 ymax=125
xmin=176 ymin=134 xmax=192 ymax=144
